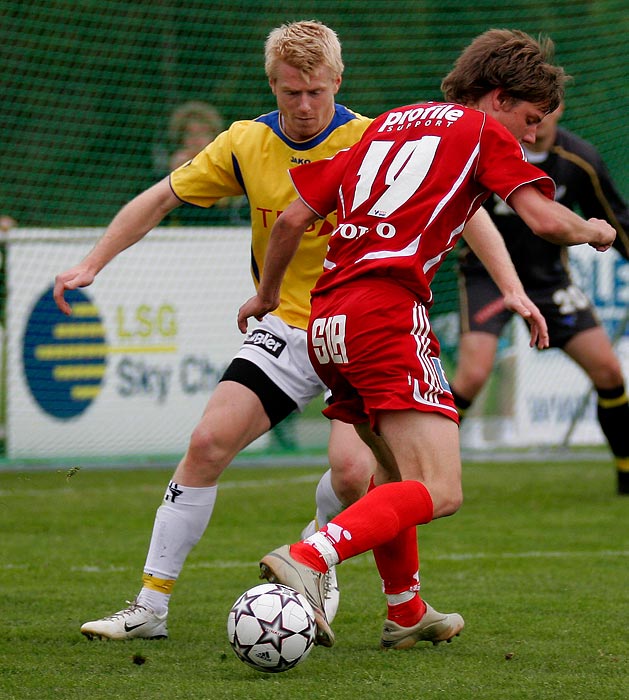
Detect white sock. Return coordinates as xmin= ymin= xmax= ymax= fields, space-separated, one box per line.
xmin=304 ymin=531 xmax=340 ymax=569
xmin=315 ymin=469 xmax=344 ymax=528
xmin=137 ymin=481 xmax=217 ymax=614
xmin=386 ymin=590 xmax=416 ymax=606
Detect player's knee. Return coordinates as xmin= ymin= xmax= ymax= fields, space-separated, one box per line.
xmin=453 ymin=365 xmax=490 ymax=399
xmin=333 ymin=472 xmax=370 ymax=506
xmin=329 ymin=453 xmax=372 ymax=505
xmin=591 ymin=361 xmax=625 ymax=390
xmin=185 ymin=422 xmax=233 ymax=477
xmin=430 ymin=483 xmax=463 ymax=519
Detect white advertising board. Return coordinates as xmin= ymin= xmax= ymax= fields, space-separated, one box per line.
xmin=7 ymin=228 xmax=255 ymax=459
xmin=6 ymin=230 xmax=628 ymax=458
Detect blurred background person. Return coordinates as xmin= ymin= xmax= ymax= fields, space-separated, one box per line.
xmin=167 ymin=100 xmax=225 ymax=171
xmin=155 ymin=101 xmax=248 ymax=224
xmin=0 ymin=214 xmax=17 ymax=231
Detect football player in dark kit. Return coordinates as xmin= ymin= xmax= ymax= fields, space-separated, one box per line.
xmin=452 ymin=102 xmax=629 ymax=494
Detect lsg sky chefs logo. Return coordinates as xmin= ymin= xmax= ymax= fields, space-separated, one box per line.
xmin=22 ymin=287 xmax=107 ymax=419
xmin=22 ymin=286 xmax=220 ymax=419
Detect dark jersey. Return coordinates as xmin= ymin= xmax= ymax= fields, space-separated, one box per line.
xmin=459 ymin=126 xmax=629 ymax=289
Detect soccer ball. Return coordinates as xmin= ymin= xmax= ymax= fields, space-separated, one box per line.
xmin=227 ymin=582 xmax=317 ymax=673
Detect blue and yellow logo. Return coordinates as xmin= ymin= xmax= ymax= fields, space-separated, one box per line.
xmin=23 ymin=287 xmax=107 ymax=419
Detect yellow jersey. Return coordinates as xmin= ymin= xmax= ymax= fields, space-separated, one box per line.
xmin=170 ymin=105 xmax=372 ymax=329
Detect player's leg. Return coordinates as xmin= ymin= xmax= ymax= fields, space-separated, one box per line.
xmin=540 ymin=284 xmax=629 ymax=495
xmin=373 ymin=411 xmax=464 ymax=648
xmin=353 ymin=423 xmax=421 ymax=618
xmin=451 ymin=331 xmax=500 ymax=418
xmin=302 ymin=419 xmax=374 ymax=537
xmin=299 ymin=419 xmax=375 ymax=620
xmin=80 ymin=316 xmax=310 ymax=640
xmin=562 ymin=326 xmax=629 ymax=494
xmin=298 ymin=416 xmax=376 ymax=624
xmin=261 ymin=283 xmax=463 ymax=648
xmin=352 ymin=423 xmax=425 ymax=638
xmin=135 ymin=377 xmax=280 ymax=609
xmin=261 ymin=411 xmax=464 ymax=648
xmin=80 ymin=376 xmax=282 ymax=641
xmin=451 ymin=270 xmax=512 ymax=418
xmin=327 ymin=419 xmax=374 ymax=511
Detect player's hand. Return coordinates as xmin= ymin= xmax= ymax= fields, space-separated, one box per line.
xmin=503 ymin=292 xmax=549 ymax=349
xmin=53 ymin=266 xmax=96 ymax=316
xmin=587 ymin=218 xmax=615 ymax=252
xmin=237 ymin=293 xmax=279 ymax=334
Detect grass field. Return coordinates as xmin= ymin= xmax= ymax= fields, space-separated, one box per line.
xmin=1 ymin=457 xmax=627 ymax=700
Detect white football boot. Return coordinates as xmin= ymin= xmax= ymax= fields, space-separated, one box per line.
xmin=80 ymin=600 xmax=168 ymax=640
xmin=321 ymin=564 xmax=340 ymax=623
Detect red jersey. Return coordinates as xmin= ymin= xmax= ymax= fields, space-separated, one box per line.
xmin=290 ymin=102 xmax=555 ymax=306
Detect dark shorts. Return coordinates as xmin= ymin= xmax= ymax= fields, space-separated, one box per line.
xmin=220 ymin=358 xmax=297 ymax=428
xmin=458 ymin=272 xmax=600 ymax=348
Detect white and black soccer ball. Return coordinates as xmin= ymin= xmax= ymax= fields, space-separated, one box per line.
xmin=227 ymin=582 xmax=317 ymax=673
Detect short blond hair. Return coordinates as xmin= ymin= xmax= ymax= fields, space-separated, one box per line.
xmin=265 ymin=20 xmax=344 ymax=80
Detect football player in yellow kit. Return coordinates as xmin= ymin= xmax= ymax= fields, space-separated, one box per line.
xmin=53 ymin=19 xmax=375 ymax=642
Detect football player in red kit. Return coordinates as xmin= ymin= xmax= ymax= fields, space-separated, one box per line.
xmin=238 ymin=29 xmax=616 ymax=650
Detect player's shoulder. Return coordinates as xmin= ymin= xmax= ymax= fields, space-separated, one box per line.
xmin=553 ymin=127 xmax=601 ymax=163
xmin=203 ymin=118 xmax=265 ymax=151
xmin=210 ymin=113 xmax=286 ymax=143
xmin=225 ymin=116 xmax=272 ymax=135
xmin=328 ymin=105 xmax=373 ymax=138
xmin=217 ymin=113 xmax=283 ymax=153
xmin=333 ymin=104 xmax=372 ymax=124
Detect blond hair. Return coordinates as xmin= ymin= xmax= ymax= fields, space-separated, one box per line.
xmin=265 ymin=20 xmax=344 ymax=80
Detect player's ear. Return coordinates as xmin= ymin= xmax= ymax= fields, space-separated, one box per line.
xmin=269 ymin=78 xmax=277 ymax=95
xmin=492 ymin=89 xmax=519 ymax=114
xmin=333 ymin=74 xmax=342 ymax=94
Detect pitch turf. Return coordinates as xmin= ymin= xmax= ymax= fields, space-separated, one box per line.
xmin=1 ymin=458 xmax=627 ymax=699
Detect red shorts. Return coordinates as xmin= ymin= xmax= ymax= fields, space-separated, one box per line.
xmin=308 ymin=278 xmax=458 ymax=428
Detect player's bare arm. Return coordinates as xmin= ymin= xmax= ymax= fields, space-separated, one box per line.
xmin=237 ymin=198 xmax=319 ymax=333
xmin=53 ymin=178 xmax=180 ymax=315
xmin=463 ymin=208 xmax=549 ymax=349
xmin=509 ymin=184 xmax=616 ymax=251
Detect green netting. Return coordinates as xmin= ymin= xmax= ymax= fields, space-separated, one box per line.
xmin=1 ymin=0 xmax=627 ymax=462
xmin=2 ymin=0 xmax=627 ymax=229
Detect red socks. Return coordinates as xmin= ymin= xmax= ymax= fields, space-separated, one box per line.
xmin=373 ymin=525 xmax=420 ymax=593
xmin=291 ymin=480 xmax=433 ymax=566
xmin=387 ymin=594 xmax=427 ymax=627
xmin=289 ymin=541 xmax=328 ymax=572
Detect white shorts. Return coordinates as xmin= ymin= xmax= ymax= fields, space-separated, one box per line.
xmin=234 ymin=314 xmax=328 ymax=412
